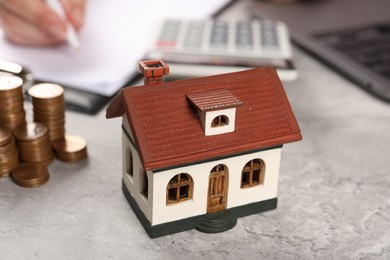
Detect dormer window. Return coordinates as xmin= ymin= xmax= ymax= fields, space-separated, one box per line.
xmin=186 ymin=89 xmax=242 ymax=136
xmin=211 ymin=115 xmax=229 ymax=128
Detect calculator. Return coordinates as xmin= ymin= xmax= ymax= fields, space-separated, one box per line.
xmin=146 ymin=19 xmax=297 ymax=81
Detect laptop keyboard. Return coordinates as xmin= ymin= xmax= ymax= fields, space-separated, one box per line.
xmin=314 ymin=23 xmax=390 ymax=80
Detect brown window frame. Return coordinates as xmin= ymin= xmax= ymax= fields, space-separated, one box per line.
xmin=241 ymin=159 xmax=265 ymax=188
xmin=166 ymin=173 xmax=193 ymax=205
xmin=211 ymin=115 xmax=229 ymax=128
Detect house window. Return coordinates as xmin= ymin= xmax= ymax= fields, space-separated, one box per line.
xmin=142 ymin=171 xmax=148 ymax=198
xmin=241 ymin=159 xmax=265 ymax=188
xmin=126 ymin=148 xmax=133 ymax=177
xmin=211 ymin=115 xmax=229 ymax=128
xmin=166 ymin=173 xmax=193 ymax=205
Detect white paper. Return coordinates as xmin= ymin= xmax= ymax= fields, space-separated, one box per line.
xmin=0 ymin=0 xmax=229 ymax=96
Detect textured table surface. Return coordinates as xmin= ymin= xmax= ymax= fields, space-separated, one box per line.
xmin=2 ymin=6 xmax=390 ymax=260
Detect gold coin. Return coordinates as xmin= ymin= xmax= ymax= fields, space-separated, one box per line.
xmin=0 ymin=74 xmax=23 ymax=91
xmin=33 ymin=108 xmax=65 ymax=117
xmin=0 ymin=117 xmax=26 ymax=131
xmin=52 ymin=135 xmax=87 ymax=162
xmin=11 ymin=163 xmax=49 ymax=188
xmin=0 ymin=169 xmax=14 ymax=178
xmin=0 ymin=94 xmax=24 ymax=102
xmin=0 ymin=88 xmax=23 ymax=98
xmin=13 ymin=122 xmax=48 ymax=142
xmin=0 ymin=155 xmax=19 ymax=174
xmin=0 ymin=127 xmax=12 ymax=146
xmin=29 ymin=84 xmax=66 ymax=142
xmin=0 ymin=151 xmax=19 ymax=177
xmin=13 ymin=122 xmax=53 ymax=165
xmin=0 ymin=102 xmax=25 ymax=111
xmin=32 ymin=95 xmax=64 ymax=104
xmin=0 ymin=142 xmax=18 ymax=159
xmin=28 ymin=83 xmax=64 ymax=99
xmin=53 ymin=135 xmax=86 ymax=153
xmin=0 ymin=76 xmax=25 ymax=130
xmin=33 ymin=116 xmax=65 ymax=125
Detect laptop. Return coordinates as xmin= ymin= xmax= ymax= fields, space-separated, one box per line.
xmin=249 ymin=0 xmax=390 ymax=102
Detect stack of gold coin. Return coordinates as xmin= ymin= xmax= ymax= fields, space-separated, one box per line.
xmin=0 ymin=127 xmax=19 ymax=177
xmin=0 ymin=75 xmax=26 ymax=130
xmin=11 ymin=162 xmax=50 ymax=188
xmin=52 ymin=135 xmax=88 ymax=162
xmin=28 ymin=83 xmax=65 ymax=141
xmin=13 ymin=122 xmax=53 ymax=165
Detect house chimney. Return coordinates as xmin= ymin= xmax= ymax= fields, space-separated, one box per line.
xmin=138 ymin=60 xmax=169 ymax=85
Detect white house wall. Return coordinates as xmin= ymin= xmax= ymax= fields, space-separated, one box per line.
xmin=203 ymin=107 xmax=236 ymax=136
xmin=122 ymin=116 xmax=152 ymax=223
xmin=151 ymin=148 xmax=282 ymax=226
xmin=227 ymin=148 xmax=281 ymax=208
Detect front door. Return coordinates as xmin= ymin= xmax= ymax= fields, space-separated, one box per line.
xmin=207 ymin=164 xmax=228 ymax=213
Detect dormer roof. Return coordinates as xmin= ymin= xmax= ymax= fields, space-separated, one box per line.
xmin=186 ymin=89 xmax=243 ymax=112
xmin=106 ymin=67 xmax=302 ymax=171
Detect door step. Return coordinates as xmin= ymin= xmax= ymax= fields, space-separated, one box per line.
xmin=196 ymin=210 xmax=237 ymax=233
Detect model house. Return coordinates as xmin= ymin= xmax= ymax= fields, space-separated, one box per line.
xmin=106 ymin=60 xmax=302 ymax=238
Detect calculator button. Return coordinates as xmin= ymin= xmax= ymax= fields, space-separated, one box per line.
xmin=183 ymin=21 xmax=204 ymax=48
xmin=157 ymin=41 xmax=176 ymax=47
xmin=210 ymin=20 xmax=229 ymax=48
xmin=236 ymin=22 xmax=253 ymax=49
xmin=158 ymin=20 xmax=181 ymax=47
xmin=260 ymin=21 xmax=280 ymax=51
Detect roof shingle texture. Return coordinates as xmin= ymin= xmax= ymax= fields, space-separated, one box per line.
xmin=186 ymin=89 xmax=243 ymax=112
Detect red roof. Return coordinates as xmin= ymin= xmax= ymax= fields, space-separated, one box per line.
xmin=106 ymin=67 xmax=302 ymax=171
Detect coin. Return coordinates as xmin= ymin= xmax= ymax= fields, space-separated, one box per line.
xmin=29 ymin=83 xmax=65 ymax=141
xmin=0 ymin=74 xmax=23 ymax=92
xmin=13 ymin=122 xmax=48 ymax=142
xmin=13 ymin=123 xmax=53 ymax=165
xmin=52 ymin=135 xmax=88 ymax=162
xmin=0 ymin=75 xmax=26 ymax=130
xmin=28 ymin=83 xmax=64 ymax=99
xmin=0 ymin=139 xmax=18 ymax=159
xmin=0 ymin=97 xmax=24 ymax=111
xmin=0 ymin=127 xmax=12 ymax=146
xmin=0 ymin=151 xmax=19 ymax=177
xmin=11 ymin=163 xmax=49 ymax=188
xmin=0 ymin=127 xmax=19 ymax=178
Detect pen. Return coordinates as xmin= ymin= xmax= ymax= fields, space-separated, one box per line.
xmin=46 ymin=0 xmax=80 ymax=50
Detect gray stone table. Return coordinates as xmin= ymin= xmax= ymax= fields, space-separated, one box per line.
xmin=1 ymin=3 xmax=390 ymax=258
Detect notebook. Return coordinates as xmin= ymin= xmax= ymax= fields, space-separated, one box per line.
xmin=250 ymin=0 xmax=390 ymax=102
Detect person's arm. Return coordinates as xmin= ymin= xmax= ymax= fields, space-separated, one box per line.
xmin=0 ymin=0 xmax=85 ymax=46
